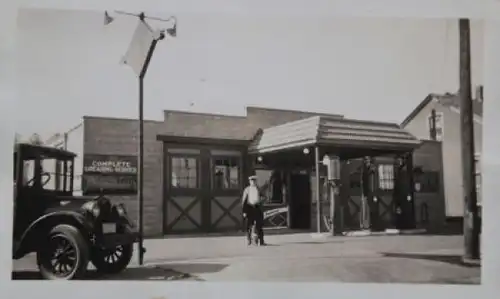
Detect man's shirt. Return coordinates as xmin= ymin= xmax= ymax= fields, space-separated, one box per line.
xmin=242 ymin=185 xmax=261 ymax=206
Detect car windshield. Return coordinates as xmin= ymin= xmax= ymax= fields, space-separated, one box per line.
xmin=23 ymin=155 xmax=74 ymax=192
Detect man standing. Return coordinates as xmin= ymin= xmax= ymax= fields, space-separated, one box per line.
xmin=242 ymin=175 xmax=266 ymax=246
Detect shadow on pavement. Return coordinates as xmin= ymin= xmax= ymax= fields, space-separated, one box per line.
xmin=11 ymin=263 xmax=227 ymax=281
xmin=149 ymin=229 xmax=309 ymax=240
xmin=161 ymin=262 xmax=228 ymax=275
xmin=289 ymin=241 xmax=327 ymax=245
xmin=381 ymin=252 xmax=480 ymax=268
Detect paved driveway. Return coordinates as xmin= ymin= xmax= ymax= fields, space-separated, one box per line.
xmin=12 ymin=233 xmax=480 ymax=284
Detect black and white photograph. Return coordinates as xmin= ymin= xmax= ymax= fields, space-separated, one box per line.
xmin=10 ymin=7 xmax=483 ymax=285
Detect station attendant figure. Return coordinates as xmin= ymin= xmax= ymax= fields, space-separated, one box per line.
xmin=242 ymin=175 xmax=266 ymax=246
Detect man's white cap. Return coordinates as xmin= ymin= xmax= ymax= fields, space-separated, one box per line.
xmin=248 ymin=175 xmax=257 ymax=180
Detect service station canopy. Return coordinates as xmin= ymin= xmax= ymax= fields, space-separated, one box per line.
xmin=248 ymin=116 xmax=422 ymax=160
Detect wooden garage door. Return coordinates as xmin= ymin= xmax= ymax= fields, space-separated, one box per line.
xmin=209 ymin=150 xmax=244 ymax=231
xmin=164 ymin=148 xmax=206 ymax=233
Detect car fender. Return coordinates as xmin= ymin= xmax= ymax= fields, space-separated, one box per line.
xmin=13 ymin=211 xmax=93 ymax=259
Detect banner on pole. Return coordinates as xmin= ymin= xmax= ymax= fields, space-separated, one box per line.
xmin=121 ymin=20 xmax=161 ymax=77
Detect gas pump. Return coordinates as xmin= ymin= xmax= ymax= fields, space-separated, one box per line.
xmin=322 ymin=155 xmax=341 ymax=235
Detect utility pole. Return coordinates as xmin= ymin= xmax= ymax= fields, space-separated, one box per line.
xmin=458 ymin=19 xmax=480 ymax=262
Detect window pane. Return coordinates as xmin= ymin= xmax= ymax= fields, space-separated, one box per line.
xmin=171 ymin=157 xmax=198 ymax=188
xmin=436 ymin=114 xmax=443 ymax=141
xmin=255 ymin=170 xmax=285 ymax=204
xmin=428 ymin=113 xmax=444 ymax=141
xmin=66 ymin=160 xmax=73 ymax=192
xmin=57 ymin=161 xmax=65 ymax=191
xmin=213 ymin=157 xmax=240 ymax=190
xmin=378 ymin=164 xmax=394 ymax=190
xmin=435 ymin=128 xmax=443 ymax=141
xmin=23 ymin=160 xmax=35 ymax=186
xmin=41 ymin=158 xmax=57 ymax=190
xmin=415 ymin=171 xmax=440 ymax=193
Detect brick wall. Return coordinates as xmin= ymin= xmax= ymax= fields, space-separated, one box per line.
xmin=83 ymin=116 xmax=164 ymax=237
xmin=163 ymin=111 xmax=254 ymax=139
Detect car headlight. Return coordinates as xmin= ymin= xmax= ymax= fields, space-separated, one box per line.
xmin=91 ymin=204 xmax=101 ymax=218
xmin=115 ymin=204 xmax=127 ymax=217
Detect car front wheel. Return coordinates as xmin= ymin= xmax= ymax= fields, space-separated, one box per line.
xmin=36 ymin=224 xmax=90 ymax=280
xmin=91 ymin=243 xmax=133 ymax=274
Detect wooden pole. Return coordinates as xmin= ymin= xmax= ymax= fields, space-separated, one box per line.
xmin=459 ymin=18 xmax=480 ymax=261
xmin=315 ymin=146 xmax=322 ymax=233
xmin=330 ymin=182 xmax=335 ymax=235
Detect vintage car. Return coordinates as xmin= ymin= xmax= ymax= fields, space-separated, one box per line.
xmin=12 ymin=143 xmax=143 ymax=280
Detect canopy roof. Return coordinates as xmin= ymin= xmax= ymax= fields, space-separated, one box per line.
xmin=248 ymin=116 xmax=421 ymax=155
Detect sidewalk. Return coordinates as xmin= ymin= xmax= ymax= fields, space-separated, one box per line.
xmin=12 ymin=233 xmax=480 ymax=283
xmin=137 ymin=233 xmax=480 ymax=284
xmin=311 ymin=228 xmax=428 ymax=238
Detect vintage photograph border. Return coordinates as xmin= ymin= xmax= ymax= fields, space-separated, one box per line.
xmin=1 ymin=0 xmax=500 ymax=298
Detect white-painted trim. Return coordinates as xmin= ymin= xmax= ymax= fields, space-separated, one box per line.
xmin=449 ymin=106 xmax=483 ymax=125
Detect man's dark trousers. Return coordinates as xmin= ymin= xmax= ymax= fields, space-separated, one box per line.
xmin=245 ymin=205 xmax=265 ymax=244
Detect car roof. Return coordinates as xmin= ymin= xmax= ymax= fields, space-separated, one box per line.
xmin=14 ymin=143 xmax=77 ymax=159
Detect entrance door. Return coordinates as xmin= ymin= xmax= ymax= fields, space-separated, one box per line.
xmin=164 ymin=148 xmax=207 ymax=233
xmin=289 ymin=173 xmax=311 ymax=229
xmin=394 ymin=166 xmax=415 ymax=229
xmin=208 ymin=151 xmax=244 ymax=232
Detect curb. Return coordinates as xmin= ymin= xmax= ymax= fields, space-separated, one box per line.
xmin=310 ymin=229 xmax=427 ymax=238
xmin=344 ymin=229 xmax=427 ymax=237
xmin=461 ymin=257 xmax=481 ymax=267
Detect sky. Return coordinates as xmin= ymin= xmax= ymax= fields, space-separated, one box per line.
xmin=14 ymin=8 xmax=484 ymax=140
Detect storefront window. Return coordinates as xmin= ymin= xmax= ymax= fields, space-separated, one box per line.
xmin=171 ymin=157 xmax=198 ymax=189
xmin=255 ymin=169 xmax=286 ymax=204
xmin=212 ymin=157 xmax=240 ymax=190
xmin=378 ymin=164 xmax=394 ymax=190
xmin=415 ymin=171 xmax=440 ymax=193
